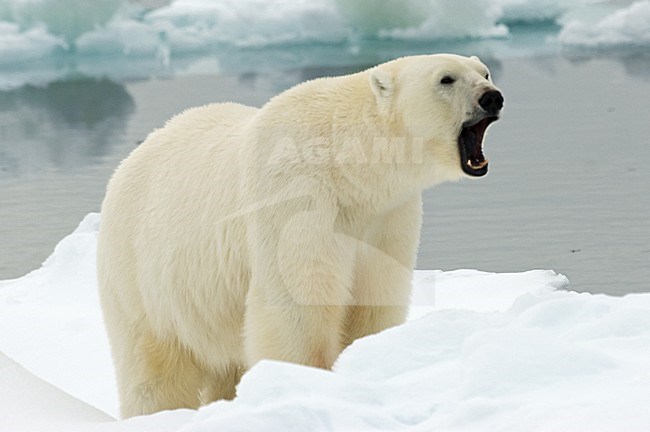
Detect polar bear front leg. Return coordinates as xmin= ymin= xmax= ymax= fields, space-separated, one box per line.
xmin=244 ymin=295 xmax=349 ymax=369
xmin=244 ymin=207 xmax=356 ymax=370
xmin=344 ymin=196 xmax=423 ymax=346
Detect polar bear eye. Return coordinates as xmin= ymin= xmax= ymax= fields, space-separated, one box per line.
xmin=440 ymin=76 xmax=455 ymax=85
xmin=485 ymin=73 xmax=490 ymax=80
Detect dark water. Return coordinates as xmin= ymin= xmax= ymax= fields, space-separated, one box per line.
xmin=1 ymin=54 xmax=649 ymax=294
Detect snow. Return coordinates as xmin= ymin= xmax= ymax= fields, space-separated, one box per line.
xmin=2 ymin=213 xmax=650 ymax=431
xmin=2 ymin=0 xmax=649 ymax=89
xmin=559 ymin=1 xmax=650 ymax=48
xmin=1 ymin=0 xmax=648 ymax=67
xmin=0 ymin=214 xmax=118 ymax=417
xmin=0 ymin=352 xmax=112 ymax=431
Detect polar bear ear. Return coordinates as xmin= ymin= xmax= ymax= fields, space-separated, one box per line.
xmin=369 ymin=68 xmax=394 ymax=99
xmin=470 ymin=55 xmax=481 ymax=63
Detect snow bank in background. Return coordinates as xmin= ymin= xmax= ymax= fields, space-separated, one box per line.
xmin=0 ymin=21 xmax=63 ymax=63
xmin=0 ymin=0 xmax=122 ymax=44
xmin=335 ymin=0 xmax=507 ymax=41
xmin=498 ymin=0 xmax=590 ymax=23
xmin=0 ymin=0 xmax=644 ymax=66
xmin=559 ymin=1 xmax=650 ymax=48
xmin=1 ymin=0 xmax=647 ymax=89
xmin=1 ymin=0 xmax=506 ymax=58
xmin=2 ymin=213 xmax=650 ymax=431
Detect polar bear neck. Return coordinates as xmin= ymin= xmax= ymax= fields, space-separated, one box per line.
xmin=249 ymin=71 xmax=451 ymax=215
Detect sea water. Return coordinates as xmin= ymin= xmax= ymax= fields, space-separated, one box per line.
xmin=1 ymin=0 xmax=649 ymax=293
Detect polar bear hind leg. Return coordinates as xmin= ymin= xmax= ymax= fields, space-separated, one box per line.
xmin=104 ymin=308 xmax=206 ymax=418
xmin=108 ymin=312 xmax=243 ymax=417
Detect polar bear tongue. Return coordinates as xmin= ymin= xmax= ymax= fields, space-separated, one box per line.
xmin=459 ymin=117 xmax=495 ymax=177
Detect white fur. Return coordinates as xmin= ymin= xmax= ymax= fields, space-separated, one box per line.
xmin=97 ymin=54 xmax=501 ymax=418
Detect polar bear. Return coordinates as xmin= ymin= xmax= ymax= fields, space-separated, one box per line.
xmin=97 ymin=53 xmax=503 ymax=418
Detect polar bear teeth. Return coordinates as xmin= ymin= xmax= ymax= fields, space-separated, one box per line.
xmin=467 ymin=159 xmax=489 ymax=170
xmin=458 ymin=115 xmax=499 ymax=177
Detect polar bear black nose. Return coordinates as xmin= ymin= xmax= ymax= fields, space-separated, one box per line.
xmin=479 ymin=90 xmax=504 ymax=113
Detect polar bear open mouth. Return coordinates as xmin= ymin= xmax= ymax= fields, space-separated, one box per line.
xmin=459 ymin=116 xmax=498 ymax=177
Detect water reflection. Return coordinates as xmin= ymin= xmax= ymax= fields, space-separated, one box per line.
xmin=0 ymin=78 xmax=134 ymax=179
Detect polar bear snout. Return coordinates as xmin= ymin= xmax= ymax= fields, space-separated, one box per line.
xmin=478 ymin=90 xmax=504 ymax=115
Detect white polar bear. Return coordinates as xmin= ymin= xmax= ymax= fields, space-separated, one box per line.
xmin=97 ymin=53 xmax=503 ymax=418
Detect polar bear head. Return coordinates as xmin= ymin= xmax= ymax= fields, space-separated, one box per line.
xmin=369 ymin=54 xmax=503 ymax=179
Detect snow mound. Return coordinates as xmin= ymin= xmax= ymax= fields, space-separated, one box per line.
xmin=0 ymin=352 xmax=111 ymax=432
xmin=2 ymin=213 xmax=649 ymax=431
xmin=559 ymin=0 xmax=650 ymax=48
xmin=185 ymin=291 xmax=650 ymax=431
xmin=0 ymin=213 xmax=117 ymax=416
